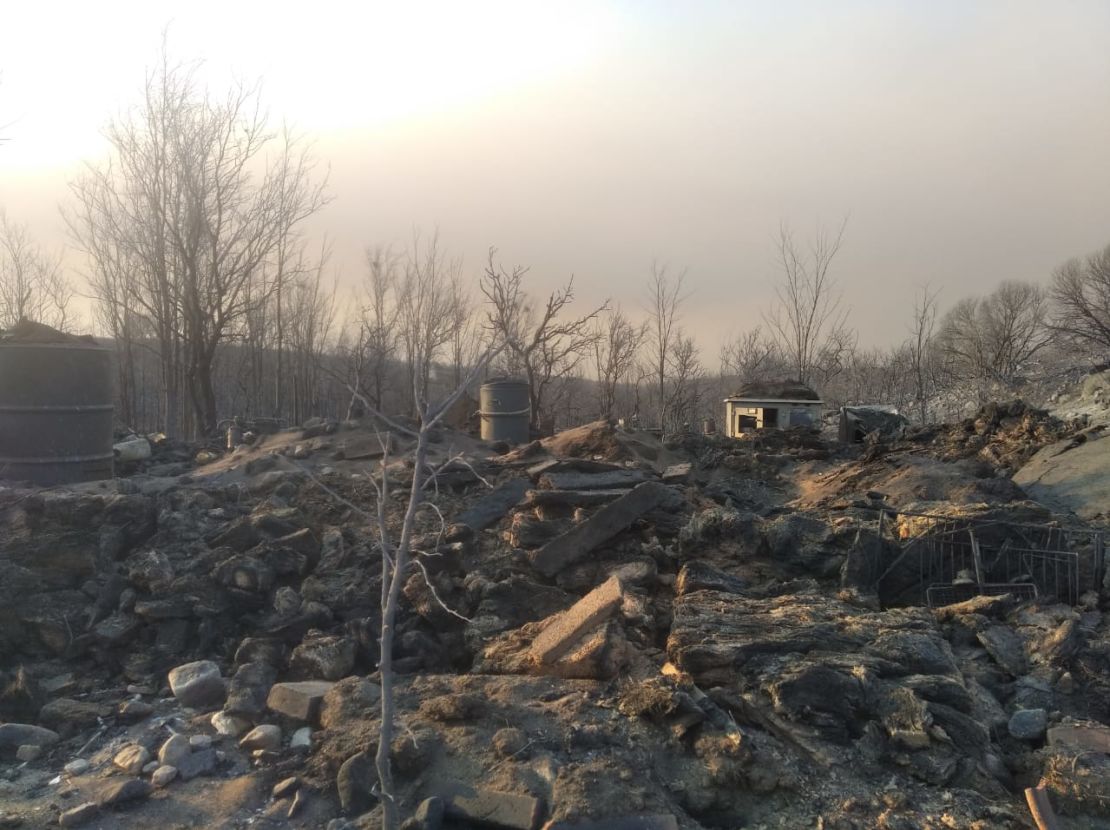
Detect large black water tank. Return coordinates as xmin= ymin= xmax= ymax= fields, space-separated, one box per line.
xmin=0 ymin=340 xmax=114 ymax=485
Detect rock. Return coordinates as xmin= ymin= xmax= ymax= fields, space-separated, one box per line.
xmin=211 ymin=710 xmax=251 ymax=737
xmin=675 ymin=562 xmax=747 ymax=597
xmin=113 ymin=745 xmax=151 ymax=775
xmin=288 ymin=789 xmax=308 ymax=818
xmin=414 ymin=796 xmax=446 ymax=830
xmin=225 ymin=661 xmax=277 ymax=719
xmin=117 ymin=700 xmax=153 ymax=722
xmin=458 ymin=478 xmax=531 ymax=531
xmin=234 ymin=637 xmax=286 ymax=667
xmin=189 ymin=734 xmax=213 ymax=750
xmin=64 ymin=759 xmax=90 ymax=775
xmin=213 ymin=554 xmax=275 ymax=594
xmin=128 ymin=551 xmax=174 ymax=593
xmin=267 ymin=680 xmax=335 ymax=723
xmin=15 ymin=744 xmax=42 ymax=761
xmin=58 ymin=803 xmax=98 ymax=827
xmin=492 ymin=728 xmax=529 ymax=759
xmin=240 ymin=724 xmax=282 ymax=752
xmin=141 ymin=761 xmax=158 ymax=774
xmin=977 ymin=626 xmax=1028 ymax=676
xmin=176 ymin=748 xmax=217 ymax=781
xmin=1048 ymin=722 xmax=1110 ymax=753
xmin=1009 ymin=708 xmax=1048 ymax=741
xmin=530 ymin=482 xmax=671 ymax=577
xmin=290 ymin=727 xmax=312 ymax=750
xmin=438 ymin=780 xmax=544 ymax=830
xmin=168 ymin=661 xmax=225 ymax=708
xmin=98 ymin=778 xmax=151 ymax=807
xmin=273 ymin=776 xmax=300 ymax=799
xmin=337 ymin=751 xmax=376 ymax=814
xmin=531 ymin=576 xmax=625 ymax=666
xmin=290 ymin=634 xmax=356 ymax=681
xmin=273 ymin=586 xmax=302 ymax=617
xmin=151 ymin=765 xmax=177 ymax=787
xmin=158 ymin=734 xmax=191 ymax=768
xmin=37 ymin=698 xmax=105 ymax=730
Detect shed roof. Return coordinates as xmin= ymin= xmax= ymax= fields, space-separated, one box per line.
xmin=726 ymin=379 xmax=820 ymax=401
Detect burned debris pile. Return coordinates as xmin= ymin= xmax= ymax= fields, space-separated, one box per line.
xmin=0 ymin=413 xmax=1108 ymax=829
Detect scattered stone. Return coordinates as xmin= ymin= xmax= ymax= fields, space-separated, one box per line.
xmin=240 ymin=724 xmax=282 ymax=752
xmin=117 ymin=700 xmax=154 ymax=722
xmin=158 ymin=734 xmax=191 ymax=768
xmin=176 ymin=748 xmax=217 ymax=781
xmin=141 ymin=760 xmax=158 ymax=774
xmin=15 ymin=744 xmax=42 ymax=762
xmin=98 ymin=778 xmax=151 ymax=807
xmin=289 ymin=634 xmax=356 ymax=681
xmin=225 ymin=661 xmax=277 ymax=719
xmin=211 ymin=710 xmax=251 ymax=737
xmin=529 ymin=482 xmax=670 ymax=577
xmin=267 ymin=680 xmax=335 ymax=723
xmin=189 ymin=734 xmax=214 ymax=750
xmin=38 ymin=698 xmax=105 ymax=730
xmin=439 ymin=781 xmax=544 ymax=830
xmin=167 ymin=661 xmax=225 ymax=709
xmin=337 ymin=751 xmax=376 ymax=814
xmin=151 ymin=765 xmax=177 ymax=787
xmin=414 ymin=796 xmax=446 ymax=830
xmin=273 ymin=776 xmax=301 ymax=799
xmin=1009 ymin=708 xmax=1048 ymax=741
xmin=288 ymin=789 xmax=307 ymax=818
xmin=64 ymin=759 xmax=90 ymax=776
xmin=113 ymin=744 xmax=151 ymax=776
xmin=58 ymin=803 xmax=98 ymax=828
xmin=290 ymin=727 xmax=312 ymax=750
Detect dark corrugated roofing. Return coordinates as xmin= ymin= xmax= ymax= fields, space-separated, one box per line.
xmin=727 ymin=379 xmax=820 ymax=401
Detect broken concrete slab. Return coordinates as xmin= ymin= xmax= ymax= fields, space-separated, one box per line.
xmin=524 ymin=489 xmax=631 ymax=508
xmin=977 ymin=625 xmax=1028 ymax=676
xmin=531 ymin=576 xmax=625 ymax=666
xmin=438 ymin=780 xmax=544 ymax=830
xmin=458 ymin=478 xmax=530 ymax=531
xmin=529 ymin=482 xmax=671 ymax=578
xmin=1048 ymin=722 xmax=1110 ymax=754
xmin=267 ymin=680 xmax=335 ymax=723
xmin=538 ymin=470 xmax=649 ymax=492
xmin=661 ymin=463 xmax=692 ymax=483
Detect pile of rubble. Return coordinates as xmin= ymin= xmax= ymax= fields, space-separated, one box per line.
xmin=0 ymin=414 xmax=1107 ymax=829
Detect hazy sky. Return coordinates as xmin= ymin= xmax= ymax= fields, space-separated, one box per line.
xmin=3 ymin=1 xmax=1110 ymax=352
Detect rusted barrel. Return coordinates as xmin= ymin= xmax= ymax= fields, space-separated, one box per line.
xmin=479 ymin=378 xmax=530 ymax=444
xmin=0 ymin=340 xmax=114 ymax=485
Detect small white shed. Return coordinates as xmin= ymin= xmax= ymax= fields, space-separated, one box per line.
xmin=723 ymin=380 xmax=823 ymax=437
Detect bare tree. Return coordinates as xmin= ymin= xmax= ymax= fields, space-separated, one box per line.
xmin=719 ymin=326 xmax=783 ymax=387
xmin=643 ymin=261 xmax=689 ymax=434
xmin=0 ymin=211 xmax=72 ymax=330
xmin=764 ymin=219 xmax=851 ymax=387
xmin=359 ymin=246 xmax=401 ymax=414
xmin=397 ymin=232 xmax=458 ymax=416
xmin=69 ymin=48 xmax=329 ymax=436
xmin=907 ymin=285 xmax=940 ymax=423
xmin=592 ymin=306 xmax=645 ymax=420
xmin=1051 ymin=243 xmax=1110 ymax=355
xmin=482 ymin=249 xmax=607 ymax=431
xmin=938 ymin=281 xmax=1052 ymax=385
xmin=663 ymin=333 xmax=704 ymax=430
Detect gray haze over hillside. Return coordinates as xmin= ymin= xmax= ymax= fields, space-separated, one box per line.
xmin=2 ymin=1 xmax=1109 ymax=351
